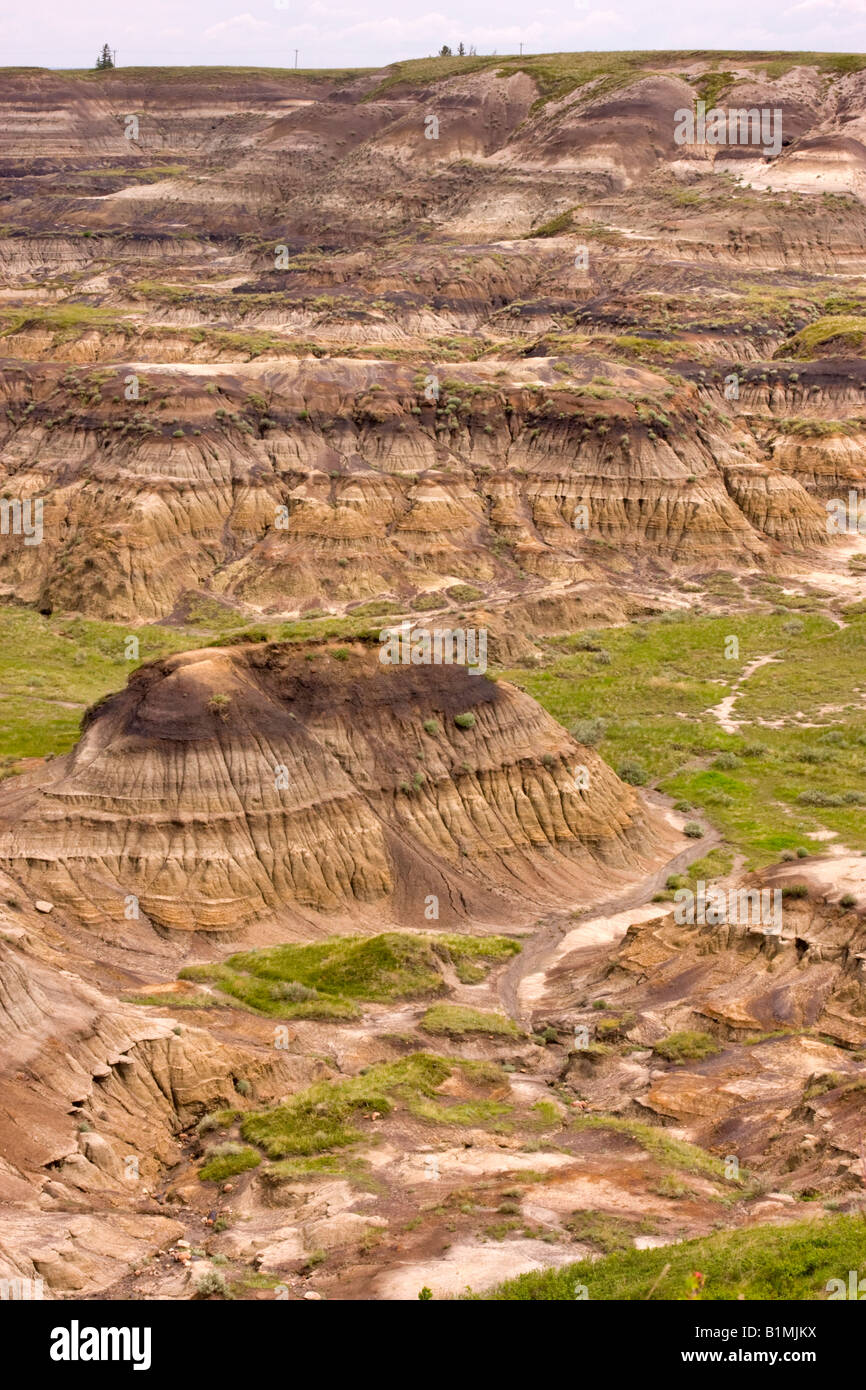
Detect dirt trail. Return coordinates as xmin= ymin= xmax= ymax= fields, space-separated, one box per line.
xmin=498 ymin=813 xmax=720 ymax=1028
xmin=706 ymin=653 xmax=780 ymax=734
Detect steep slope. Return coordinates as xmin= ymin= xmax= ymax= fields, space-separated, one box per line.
xmin=0 ymin=640 xmax=675 ymax=945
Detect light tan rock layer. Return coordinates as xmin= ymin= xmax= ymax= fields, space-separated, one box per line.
xmin=0 ymin=641 xmax=673 ymax=937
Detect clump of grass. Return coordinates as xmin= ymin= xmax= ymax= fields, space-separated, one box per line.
xmin=525 ymin=209 xmax=574 ymax=238
xmin=196 ymin=1108 xmax=240 ymax=1135
xmin=454 ymin=711 xmax=476 ymax=729
xmin=565 ymin=1209 xmax=658 ymax=1253
xmin=198 ymin=1144 xmax=261 ymax=1183
xmin=652 ymin=1031 xmax=721 ymax=1064
xmin=420 ymin=1004 xmax=520 ymax=1038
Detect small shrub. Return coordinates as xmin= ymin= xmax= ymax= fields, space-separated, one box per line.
xmin=423 ymin=719 xmax=440 ymax=735
xmin=269 ymin=981 xmax=319 ymax=1002
xmin=684 ymin=822 xmax=704 ymax=838
xmin=196 ymin=1271 xmax=230 ymax=1299
xmin=742 ymin=743 xmax=767 ymax=758
xmin=569 ymin=716 xmax=606 ymax=746
xmin=840 ymin=893 xmax=858 ymax=908
xmin=618 ymin=760 xmax=648 ymax=786
xmin=454 ymin=712 xmax=476 ymax=730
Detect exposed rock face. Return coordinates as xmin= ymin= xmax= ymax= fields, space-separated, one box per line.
xmin=0 ymin=359 xmax=834 ymax=622
xmin=542 ymin=864 xmax=866 ymax=1194
xmin=0 ymin=641 xmax=672 ymax=940
xmin=2 ymin=58 xmax=866 ymax=622
xmin=0 ymin=868 xmax=295 ymax=1294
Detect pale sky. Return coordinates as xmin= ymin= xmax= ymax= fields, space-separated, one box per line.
xmin=1 ymin=0 xmax=865 ymax=71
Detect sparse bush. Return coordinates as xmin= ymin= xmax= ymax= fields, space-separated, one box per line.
xmin=618 ymin=760 xmax=648 ymax=786
xmin=269 ymin=981 xmax=319 ymax=1003
xmin=454 ymin=712 xmax=476 ymax=729
xmin=196 ymin=1271 xmax=230 ymax=1298
xmin=570 ymin=716 xmax=606 ymax=747
xmin=684 ymin=822 xmax=704 ymax=838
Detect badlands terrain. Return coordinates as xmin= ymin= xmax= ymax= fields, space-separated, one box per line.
xmin=1 ymin=51 xmax=866 ymax=1301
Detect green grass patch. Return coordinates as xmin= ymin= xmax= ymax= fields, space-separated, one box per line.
xmin=198 ymin=1144 xmax=261 ymax=1183
xmin=652 ymin=1031 xmax=722 ymax=1064
xmin=180 ymin=932 xmax=519 ymax=1018
xmin=479 ymin=1215 xmax=866 ymax=1300
xmin=573 ymin=1115 xmax=734 ymax=1184
xmin=777 ymin=314 xmax=866 ymax=360
xmin=501 ymin=609 xmax=866 ymax=866
xmin=0 ymin=604 xmax=193 ymax=758
xmin=240 ymin=1054 xmax=508 ymax=1157
xmin=420 ymin=1004 xmax=520 ymax=1038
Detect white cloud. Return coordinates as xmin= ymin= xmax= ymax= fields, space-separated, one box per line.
xmin=203 ymin=12 xmax=273 ymax=41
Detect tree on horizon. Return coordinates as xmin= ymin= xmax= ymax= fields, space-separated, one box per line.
xmin=95 ymin=44 xmax=114 ymax=70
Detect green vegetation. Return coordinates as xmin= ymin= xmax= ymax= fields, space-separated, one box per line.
xmin=501 ymin=609 xmax=866 ymax=866
xmin=0 ymin=605 xmax=192 ymax=758
xmin=479 ymin=1216 xmax=866 ymax=1300
xmin=565 ymin=1209 xmax=658 ymax=1253
xmin=198 ymin=1144 xmax=261 ymax=1183
xmin=0 ymin=303 xmax=125 ymax=339
xmin=652 ymin=1031 xmax=721 ymax=1063
xmin=777 ymin=314 xmax=866 ymax=360
xmin=240 ymin=1053 xmax=509 ymax=1157
xmin=180 ymin=932 xmax=519 ymax=1018
xmin=573 ymin=1114 xmax=736 ymax=1184
xmin=420 ymin=1003 xmax=520 ymax=1038
xmin=526 ymin=210 xmax=575 ymax=238
xmin=258 ymin=1154 xmax=374 ymax=1186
